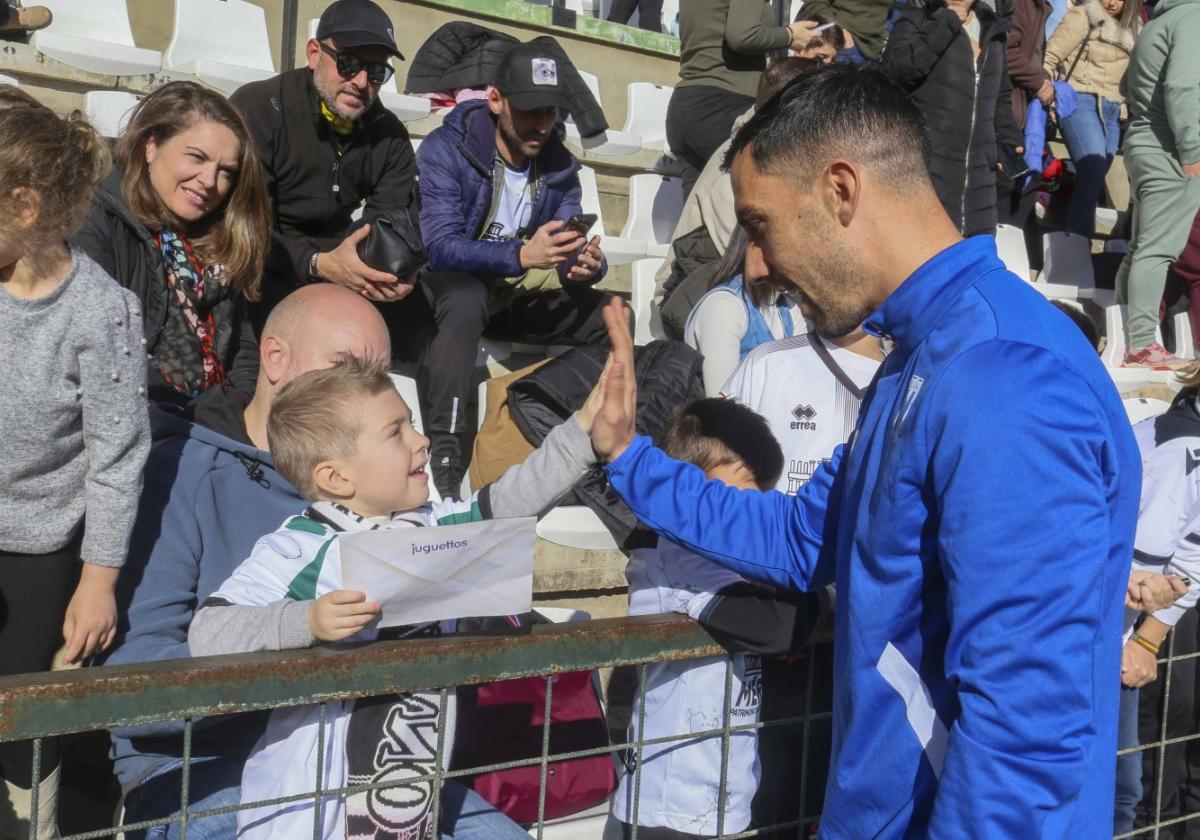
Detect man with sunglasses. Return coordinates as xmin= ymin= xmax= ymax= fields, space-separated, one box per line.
xmin=231 ymin=0 xmax=420 ymax=345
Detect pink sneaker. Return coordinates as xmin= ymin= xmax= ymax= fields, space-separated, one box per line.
xmin=1123 ymin=342 xmax=1187 ymax=371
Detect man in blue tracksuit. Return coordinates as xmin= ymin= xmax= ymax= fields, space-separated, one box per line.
xmin=588 ymin=65 xmax=1141 ymax=837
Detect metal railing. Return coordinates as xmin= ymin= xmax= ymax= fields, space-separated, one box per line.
xmin=0 ymin=613 xmax=1195 ymax=840
xmin=1117 ymin=626 xmax=1200 ymax=840
xmin=0 ymin=614 xmax=828 ymax=840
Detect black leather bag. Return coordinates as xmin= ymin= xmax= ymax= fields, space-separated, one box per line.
xmin=357 ymin=209 xmax=427 ymax=277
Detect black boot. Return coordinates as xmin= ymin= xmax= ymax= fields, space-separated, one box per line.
xmin=429 ymin=433 xmax=465 ymax=501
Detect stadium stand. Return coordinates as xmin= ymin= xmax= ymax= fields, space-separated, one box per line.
xmin=31 ymin=0 xmax=162 ymax=76
xmin=164 ymin=0 xmax=277 ymax=94
xmin=83 ymin=90 xmax=141 ymax=139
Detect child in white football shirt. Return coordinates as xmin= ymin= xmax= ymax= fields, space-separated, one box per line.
xmin=611 ymin=399 xmax=830 ymax=839
xmin=188 ymin=354 xmax=605 ymax=840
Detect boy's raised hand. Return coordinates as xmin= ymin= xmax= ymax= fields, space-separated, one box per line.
xmin=589 ymin=297 xmax=638 ymax=462
xmin=309 ymin=589 xmax=381 ymax=642
xmin=577 ymin=353 xmax=614 ymax=434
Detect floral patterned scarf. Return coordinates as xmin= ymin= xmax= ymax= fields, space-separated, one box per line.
xmin=155 ymin=229 xmax=230 ymax=398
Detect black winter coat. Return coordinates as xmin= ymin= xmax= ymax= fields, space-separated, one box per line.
xmin=73 ymin=168 xmax=259 ymax=406
xmin=882 ymin=0 xmax=1023 ymax=235
xmin=230 ymin=69 xmax=417 ymax=305
xmin=406 ymin=23 xmax=609 ymax=139
xmin=507 ymin=340 xmax=704 ymax=550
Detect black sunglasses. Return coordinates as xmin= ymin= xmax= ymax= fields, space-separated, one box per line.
xmin=319 ymin=42 xmax=394 ymax=86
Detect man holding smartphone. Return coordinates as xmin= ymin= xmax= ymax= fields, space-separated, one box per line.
xmin=416 ymin=40 xmax=611 ymax=497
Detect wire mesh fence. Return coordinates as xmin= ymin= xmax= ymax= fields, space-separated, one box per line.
xmin=0 ymin=612 xmax=1196 ymax=839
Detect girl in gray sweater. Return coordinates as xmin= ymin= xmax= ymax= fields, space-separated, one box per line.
xmin=0 ymin=87 xmax=150 ymax=833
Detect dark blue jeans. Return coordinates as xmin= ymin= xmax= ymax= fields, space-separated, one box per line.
xmin=1058 ymin=92 xmax=1122 ymax=238
xmin=1115 ymin=685 xmax=1141 ymax=835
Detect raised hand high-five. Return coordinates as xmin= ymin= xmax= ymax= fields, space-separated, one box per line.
xmin=590 ymin=297 xmax=638 ymax=462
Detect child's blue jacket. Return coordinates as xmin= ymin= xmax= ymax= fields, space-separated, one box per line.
xmin=607 ymin=235 xmax=1141 ymax=838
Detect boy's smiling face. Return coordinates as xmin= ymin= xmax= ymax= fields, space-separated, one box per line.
xmin=336 ymin=389 xmax=431 ymax=517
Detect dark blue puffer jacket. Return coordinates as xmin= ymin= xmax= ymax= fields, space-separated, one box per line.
xmin=416 ymin=99 xmax=604 ymax=281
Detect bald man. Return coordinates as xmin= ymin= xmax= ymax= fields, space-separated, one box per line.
xmin=186 ymin=283 xmax=392 ymax=450
xmin=103 ymin=287 xmax=394 ymax=835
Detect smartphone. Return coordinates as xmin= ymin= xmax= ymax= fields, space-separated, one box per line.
xmin=563 ymin=213 xmax=597 ymax=235
xmin=997 ymin=143 xmax=1031 ymax=182
xmin=810 ymin=21 xmax=837 ymax=32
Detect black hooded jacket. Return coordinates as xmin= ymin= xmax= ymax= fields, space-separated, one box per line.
xmin=882 ymin=0 xmax=1023 ymax=235
xmin=73 ymin=168 xmax=259 ymax=405
xmin=507 ymin=340 xmax=704 ymax=550
xmin=406 ymin=23 xmax=609 ymax=138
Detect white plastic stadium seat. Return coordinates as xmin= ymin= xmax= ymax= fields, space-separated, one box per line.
xmin=1177 ymin=312 xmax=1196 ymax=361
xmin=659 ymin=0 xmax=680 ymax=34
xmin=1027 ymin=281 xmax=1081 ymax=301
xmin=1101 ymin=305 xmax=1177 ymax=391
xmin=380 ymin=85 xmax=431 ymax=122
xmin=995 ymin=224 xmax=1030 ymax=281
xmin=0 ymin=73 xmax=18 ymax=86
xmin=564 ymin=70 xmax=641 ymax=157
xmin=578 ymin=166 xmax=647 ymax=265
xmin=536 ymin=506 xmax=619 ymax=551
xmin=1095 ymin=206 xmax=1120 ymax=234
xmin=1042 ymin=232 xmax=1093 ymax=287
xmin=1124 ymin=397 xmax=1171 ymax=424
xmin=619 ymin=174 xmax=685 ymax=259
xmin=166 ymin=0 xmax=276 ymax=94
xmin=618 ymin=82 xmax=673 ymax=152
xmin=631 ymin=257 xmax=665 ymax=346
xmin=307 ymin=20 xmax=430 ymax=121
xmin=31 ymin=0 xmax=162 ymax=77
xmin=84 ymin=91 xmax=141 ymax=139
xmin=389 ymin=374 xmax=442 ymax=504
xmin=1040 ymin=231 xmax=1116 ymax=307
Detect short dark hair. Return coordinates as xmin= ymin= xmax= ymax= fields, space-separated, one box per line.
xmin=725 ymin=64 xmax=930 ymax=192
xmin=755 ymin=56 xmax=824 ymax=108
xmin=1050 ymin=300 xmax=1100 ymax=352
xmin=662 ymin=398 xmax=784 ymax=491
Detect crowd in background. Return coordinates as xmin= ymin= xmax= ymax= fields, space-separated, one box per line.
xmin=2 ymin=0 xmax=1200 ymax=836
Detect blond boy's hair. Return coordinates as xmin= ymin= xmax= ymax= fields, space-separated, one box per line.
xmin=267 ymin=355 xmax=395 ymax=499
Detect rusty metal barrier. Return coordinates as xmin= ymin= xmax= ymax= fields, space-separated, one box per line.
xmin=3 ymin=612 xmax=1189 ymax=840
xmin=0 ymin=614 xmax=834 ymax=840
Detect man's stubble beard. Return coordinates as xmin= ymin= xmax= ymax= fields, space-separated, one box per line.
xmin=799 ymin=236 xmax=875 ymax=339
xmin=314 ymin=69 xmax=371 ymax=121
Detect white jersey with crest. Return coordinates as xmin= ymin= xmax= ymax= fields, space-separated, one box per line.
xmin=721 ymin=333 xmax=881 ymax=494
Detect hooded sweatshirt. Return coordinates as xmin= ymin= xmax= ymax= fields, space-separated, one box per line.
xmin=605 ymin=235 xmax=1140 ymax=838
xmin=103 ymin=406 xmax=305 ymax=791
xmin=1121 ymin=0 xmax=1200 ymax=164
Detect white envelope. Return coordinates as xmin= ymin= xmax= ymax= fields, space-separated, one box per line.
xmin=340 ymin=517 xmax=535 ymax=628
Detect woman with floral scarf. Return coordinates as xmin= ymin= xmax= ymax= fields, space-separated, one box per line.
xmin=76 ymin=81 xmax=271 ymax=404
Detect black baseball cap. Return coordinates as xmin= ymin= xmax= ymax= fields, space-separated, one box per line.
xmin=316 ymin=0 xmax=404 ymax=61
xmin=495 ymin=43 xmax=571 ymax=112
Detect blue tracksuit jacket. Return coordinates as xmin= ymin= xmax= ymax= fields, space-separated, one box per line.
xmin=607 ymin=235 xmax=1140 ymax=838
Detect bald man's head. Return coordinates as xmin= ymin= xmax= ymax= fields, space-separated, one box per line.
xmin=260 ymin=285 xmax=392 ymax=388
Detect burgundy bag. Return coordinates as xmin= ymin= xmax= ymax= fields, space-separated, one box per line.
xmin=452 ymin=655 xmax=616 ymax=824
